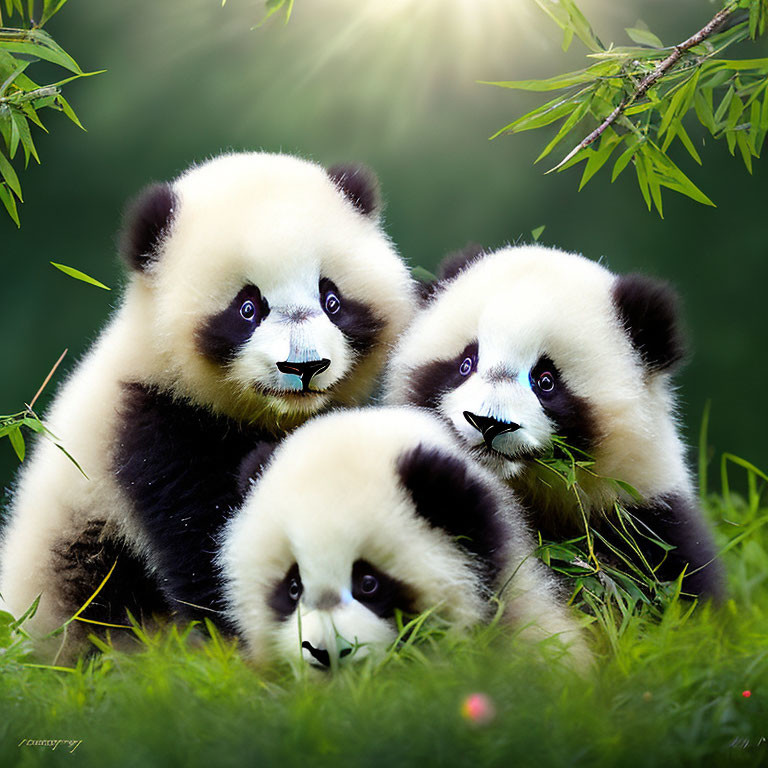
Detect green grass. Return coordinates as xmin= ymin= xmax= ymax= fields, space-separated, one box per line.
xmin=1 ymin=455 xmax=767 ymax=768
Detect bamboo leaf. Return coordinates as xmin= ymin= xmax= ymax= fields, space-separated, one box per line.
xmin=0 ymin=29 xmax=82 ymax=74
xmin=645 ymin=156 xmax=664 ymax=218
xmin=7 ymin=426 xmax=25 ymax=461
xmin=0 ymin=148 xmax=21 ymax=198
xmin=648 ymin=146 xmax=716 ymax=206
xmin=490 ymin=95 xmax=580 ymax=138
xmin=673 ymin=120 xmax=702 ymax=165
xmin=55 ymin=442 xmax=88 ymax=479
xmin=50 ymin=262 xmax=111 ymax=290
xmin=0 ymin=180 xmax=19 ymax=225
xmin=561 ymin=25 xmax=574 ymax=52
xmin=634 ymin=151 xmax=652 ymax=210
xmin=481 ymin=66 xmax=611 ymax=93
xmin=736 ymin=130 xmax=753 ymax=173
xmin=8 ymin=109 xmax=19 ymax=158
xmin=40 ymin=0 xmax=72 ymax=25
xmin=714 ymin=85 xmax=735 ymax=124
xmin=611 ymin=138 xmax=641 ymax=181
xmin=659 ymin=79 xmax=693 ymax=137
xmin=56 ymin=93 xmax=85 ymax=130
xmin=695 ymin=88 xmax=716 ymax=134
xmin=625 ymin=27 xmax=664 ymax=48
xmin=703 ymin=58 xmax=768 ymax=72
xmin=559 ymin=0 xmax=604 ymax=52
xmin=0 ymin=57 xmax=28 ymax=97
xmin=12 ymin=110 xmax=38 ymax=164
xmin=748 ymin=99 xmax=760 ymax=153
xmin=534 ymin=97 xmax=592 ymax=162
xmin=578 ymin=130 xmax=621 ymax=190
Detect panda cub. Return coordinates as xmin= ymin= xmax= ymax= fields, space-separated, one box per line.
xmin=385 ymin=244 xmax=723 ymax=598
xmin=0 ymin=152 xmax=415 ymax=646
xmin=219 ymin=407 xmax=589 ymax=670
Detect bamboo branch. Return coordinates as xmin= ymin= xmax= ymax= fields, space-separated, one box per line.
xmin=549 ymin=2 xmax=739 ymax=172
xmin=27 ymin=348 xmax=67 ymax=411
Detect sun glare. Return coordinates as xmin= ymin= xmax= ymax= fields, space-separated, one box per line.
xmin=291 ymin=0 xmax=550 ymax=83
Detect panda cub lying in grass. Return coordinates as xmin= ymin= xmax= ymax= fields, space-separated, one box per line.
xmin=0 ymin=152 xmax=415 ymax=652
xmin=219 ymin=407 xmax=590 ymax=670
xmin=385 ymin=244 xmax=724 ymax=599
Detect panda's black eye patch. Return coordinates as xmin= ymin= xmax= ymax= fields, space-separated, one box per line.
xmin=268 ymin=563 xmax=302 ymax=620
xmin=319 ymin=277 xmax=383 ymax=355
xmin=529 ymin=356 xmax=597 ymax=451
xmin=351 ymin=560 xmax=413 ymax=618
xmin=408 ymin=341 xmax=479 ymax=409
xmin=197 ymin=284 xmax=270 ymax=365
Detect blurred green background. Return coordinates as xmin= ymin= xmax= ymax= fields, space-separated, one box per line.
xmin=1 ymin=0 xmax=766 ymax=496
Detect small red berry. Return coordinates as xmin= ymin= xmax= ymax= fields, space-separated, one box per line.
xmin=461 ymin=693 xmax=496 ymax=725
xmin=742 ymin=690 xmax=751 ymax=698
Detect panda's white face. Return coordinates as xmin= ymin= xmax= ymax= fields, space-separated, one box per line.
xmin=440 ymin=337 xmax=567 ymax=480
xmin=188 ymin=264 xmax=373 ymax=422
xmin=385 ymin=246 xmax=670 ymax=485
xmin=123 ymin=152 xmax=415 ymax=428
xmin=218 ymin=407 xmax=499 ymax=670
xmin=268 ymin=557 xmax=412 ymax=671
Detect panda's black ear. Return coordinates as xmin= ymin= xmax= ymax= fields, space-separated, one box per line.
xmin=327 ymin=164 xmax=380 ymax=217
xmin=612 ymin=273 xmax=686 ymax=372
xmin=237 ymin=442 xmax=279 ymax=498
xmin=396 ymin=443 xmax=506 ymax=582
xmin=119 ymin=182 xmax=177 ymax=272
xmin=437 ymin=242 xmax=486 ymax=282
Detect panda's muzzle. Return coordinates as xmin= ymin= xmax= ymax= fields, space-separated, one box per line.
xmin=302 ymin=640 xmax=352 ymax=670
xmin=276 ymin=359 xmax=331 ymax=392
xmin=463 ymin=411 xmax=521 ymax=449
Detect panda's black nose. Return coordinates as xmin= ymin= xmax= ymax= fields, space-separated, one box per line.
xmin=302 ymin=641 xmax=353 ymax=669
xmin=463 ymin=411 xmax=521 ymax=449
xmin=276 ymin=359 xmax=331 ymax=392
xmin=302 ymin=641 xmax=331 ymax=668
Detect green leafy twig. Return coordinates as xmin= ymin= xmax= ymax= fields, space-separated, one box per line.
xmin=487 ymin=0 xmax=768 ymax=216
xmin=550 ymin=2 xmax=739 ymax=173
xmin=0 ymin=1 xmax=103 ymax=225
xmin=0 ymin=348 xmax=87 ymax=476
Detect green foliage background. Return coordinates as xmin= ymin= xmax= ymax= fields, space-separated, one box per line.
xmin=0 ymin=0 xmax=766 ymax=492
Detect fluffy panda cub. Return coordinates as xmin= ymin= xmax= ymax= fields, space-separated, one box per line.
xmin=385 ymin=244 xmax=724 ymax=598
xmin=219 ymin=407 xmax=589 ymax=670
xmin=0 ymin=152 xmax=415 ymax=646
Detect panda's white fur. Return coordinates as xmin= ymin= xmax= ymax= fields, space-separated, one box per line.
xmin=0 ymin=152 xmax=416 ymax=648
xmin=219 ymin=406 xmax=590 ymax=670
xmin=385 ymin=244 xmax=723 ymax=596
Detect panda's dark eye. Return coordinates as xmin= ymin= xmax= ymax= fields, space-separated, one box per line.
xmin=351 ymin=560 xmax=412 ymax=618
xmin=240 ymin=300 xmax=256 ymax=321
xmin=459 ymin=357 xmax=473 ymax=376
xmin=324 ymin=292 xmax=341 ymax=315
xmin=537 ymin=371 xmax=556 ymax=393
xmin=360 ymin=574 xmax=378 ymax=595
xmin=288 ymin=577 xmax=302 ymax=602
xmin=268 ymin=563 xmax=302 ymax=619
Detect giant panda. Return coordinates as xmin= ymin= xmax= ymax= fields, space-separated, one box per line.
xmin=0 ymin=152 xmax=416 ymax=649
xmin=384 ymin=244 xmax=724 ymax=598
xmin=219 ymin=406 xmax=590 ymax=670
